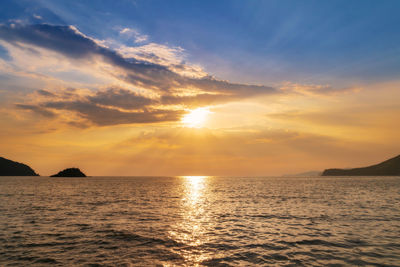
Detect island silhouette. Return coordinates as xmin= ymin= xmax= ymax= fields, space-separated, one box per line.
xmin=51 ymin=168 xmax=86 ymax=177
xmin=322 ymin=154 xmax=400 ymax=176
xmin=1 ymin=154 xmax=400 ymax=177
xmin=0 ymin=156 xmax=86 ymax=177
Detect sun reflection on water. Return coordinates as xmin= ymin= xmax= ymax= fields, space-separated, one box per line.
xmin=183 ymin=176 xmax=207 ymax=203
xmin=168 ymin=176 xmax=211 ymax=265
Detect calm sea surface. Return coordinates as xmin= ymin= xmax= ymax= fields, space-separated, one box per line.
xmin=0 ymin=176 xmax=399 ymax=266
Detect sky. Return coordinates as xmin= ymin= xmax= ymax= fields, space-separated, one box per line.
xmin=0 ymin=0 xmax=399 ymax=176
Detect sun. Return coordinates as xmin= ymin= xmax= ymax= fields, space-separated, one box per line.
xmin=181 ymin=107 xmax=211 ymax=128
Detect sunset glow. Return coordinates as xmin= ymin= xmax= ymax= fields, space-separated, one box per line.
xmin=0 ymin=1 xmax=399 ymax=177
xmin=181 ymin=108 xmax=211 ymax=128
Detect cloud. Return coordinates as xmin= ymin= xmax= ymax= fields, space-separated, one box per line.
xmin=36 ymin=89 xmax=55 ymax=97
xmin=269 ymin=104 xmax=400 ymax=130
xmin=18 ymin=83 xmax=272 ymax=126
xmin=16 ymin=87 xmax=183 ymax=126
xmin=87 ymin=88 xmax=155 ymax=109
xmin=0 ymin=23 xmax=279 ymax=126
xmin=119 ymin=27 xmax=148 ymax=43
xmin=33 ymin=14 xmax=43 ymax=20
xmin=43 ymin=100 xmax=182 ymax=126
xmin=0 ymin=24 xmax=100 ymax=58
xmin=15 ymin=103 xmax=56 ymax=118
xmin=279 ymin=82 xmax=361 ymax=96
xmin=0 ymin=44 xmax=11 ymax=61
xmin=161 ymin=93 xmax=230 ymax=107
xmin=117 ymin=43 xmax=207 ymax=78
xmin=118 ymin=43 xmax=185 ymax=65
xmin=0 ymin=23 xmax=277 ymax=96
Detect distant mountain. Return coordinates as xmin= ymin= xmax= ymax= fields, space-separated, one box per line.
xmin=51 ymin=168 xmax=86 ymax=177
xmin=282 ymin=171 xmax=321 ymax=177
xmin=322 ymin=154 xmax=400 ymax=176
xmin=0 ymin=156 xmax=39 ymax=176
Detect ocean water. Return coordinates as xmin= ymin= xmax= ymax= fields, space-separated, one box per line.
xmin=0 ymin=176 xmax=399 ymax=266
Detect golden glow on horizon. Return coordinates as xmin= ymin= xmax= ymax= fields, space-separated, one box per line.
xmin=181 ymin=108 xmax=211 ymax=128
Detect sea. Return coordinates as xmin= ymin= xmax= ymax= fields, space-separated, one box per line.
xmin=0 ymin=176 xmax=399 ymax=266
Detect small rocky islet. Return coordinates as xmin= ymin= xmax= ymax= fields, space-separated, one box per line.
xmin=50 ymin=168 xmax=86 ymax=177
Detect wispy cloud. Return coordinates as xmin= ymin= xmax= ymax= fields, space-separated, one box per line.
xmin=279 ymin=82 xmax=361 ymax=96
xmin=15 ymin=103 xmax=56 ymax=118
xmin=119 ymin=27 xmax=148 ymax=43
xmin=117 ymin=43 xmax=207 ymax=78
xmin=33 ymin=14 xmax=43 ymax=20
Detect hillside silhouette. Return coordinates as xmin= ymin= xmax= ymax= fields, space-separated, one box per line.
xmin=0 ymin=156 xmax=39 ymax=176
xmin=322 ymin=154 xmax=400 ymax=176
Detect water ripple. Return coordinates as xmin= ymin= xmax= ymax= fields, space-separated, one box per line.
xmin=0 ymin=176 xmax=399 ymax=266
